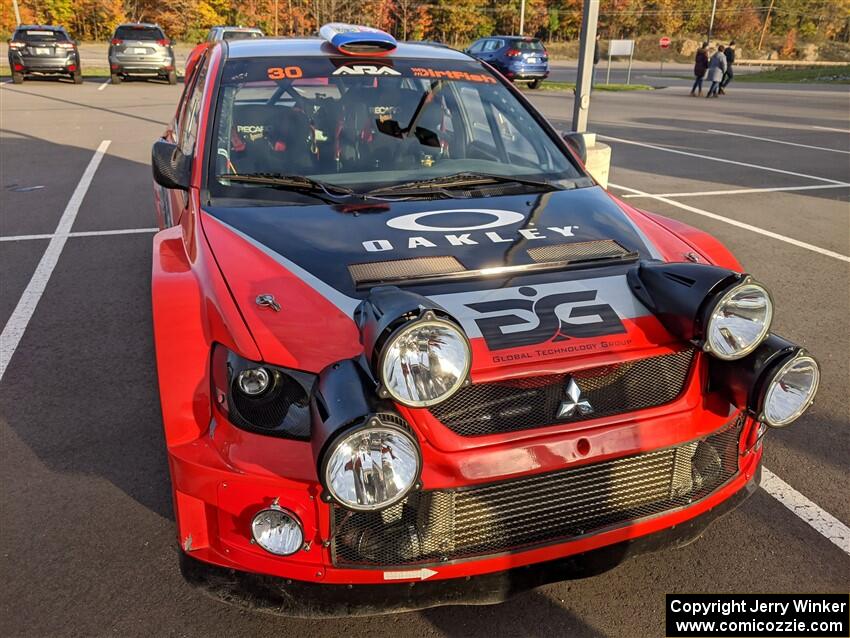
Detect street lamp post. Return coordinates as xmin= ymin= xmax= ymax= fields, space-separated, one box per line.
xmin=707 ymin=0 xmax=718 ymax=43
xmin=571 ymin=0 xmax=600 ymax=133
xmin=519 ymin=0 xmax=526 ymax=36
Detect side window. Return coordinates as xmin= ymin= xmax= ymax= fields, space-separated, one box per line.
xmin=459 ymin=86 xmax=494 ymax=148
xmin=468 ymin=41 xmax=483 ymax=54
xmin=178 ymin=58 xmax=208 ymax=157
xmin=483 ymin=39 xmax=503 ymax=52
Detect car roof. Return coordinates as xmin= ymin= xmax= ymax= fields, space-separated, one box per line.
xmin=219 ymin=26 xmax=263 ymax=31
xmin=224 ymin=37 xmax=469 ymax=61
xmin=116 ymin=22 xmax=161 ymax=28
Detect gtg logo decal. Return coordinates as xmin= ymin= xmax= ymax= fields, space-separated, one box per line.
xmin=466 ymin=286 xmax=626 ymax=351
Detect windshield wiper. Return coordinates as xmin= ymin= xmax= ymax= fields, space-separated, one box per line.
xmin=364 ymin=171 xmax=564 ymax=197
xmin=217 ymin=173 xmax=355 ymax=203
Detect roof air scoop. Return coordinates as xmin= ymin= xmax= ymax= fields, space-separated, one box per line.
xmin=319 ymin=23 xmax=397 ymax=56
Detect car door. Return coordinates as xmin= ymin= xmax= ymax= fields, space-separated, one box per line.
xmin=156 ymin=54 xmax=208 ymax=228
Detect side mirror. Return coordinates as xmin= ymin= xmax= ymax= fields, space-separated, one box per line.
xmin=562 ymin=131 xmax=587 ymax=164
xmin=152 ymin=139 xmax=191 ymax=191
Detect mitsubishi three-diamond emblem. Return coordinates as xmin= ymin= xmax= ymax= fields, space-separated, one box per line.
xmin=556 ymin=378 xmax=593 ymax=419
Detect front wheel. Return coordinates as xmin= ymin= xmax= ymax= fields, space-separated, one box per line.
xmin=12 ymin=71 xmax=24 ymax=84
xmin=167 ymin=70 xmax=177 ymax=85
xmin=528 ymin=79 xmax=542 ymax=89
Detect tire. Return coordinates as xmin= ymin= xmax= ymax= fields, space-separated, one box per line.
xmin=167 ymin=70 xmax=177 ymax=85
xmin=528 ymin=79 xmax=542 ymax=89
xmin=12 ymin=71 xmax=24 ymax=84
xmin=72 ymin=71 xmax=83 ymax=84
xmin=110 ymin=72 xmax=122 ymax=84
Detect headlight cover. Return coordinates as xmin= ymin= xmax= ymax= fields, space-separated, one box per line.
xmin=322 ymin=417 xmax=421 ymax=511
xmin=704 ymin=280 xmax=773 ymax=360
xmin=379 ymin=313 xmax=471 ymax=407
xmin=761 ymin=353 xmax=819 ymax=427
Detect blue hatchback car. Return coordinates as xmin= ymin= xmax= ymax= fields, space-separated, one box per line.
xmin=465 ymin=36 xmax=549 ymax=88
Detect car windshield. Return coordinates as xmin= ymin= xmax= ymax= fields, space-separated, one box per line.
xmin=208 ymin=56 xmax=583 ymax=202
xmin=223 ymin=30 xmax=263 ymax=40
xmin=17 ymin=29 xmax=68 ymax=43
xmin=114 ymin=26 xmax=164 ymax=40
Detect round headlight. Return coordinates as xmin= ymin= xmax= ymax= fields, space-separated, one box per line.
xmin=237 ymin=367 xmax=271 ymax=395
xmin=323 ymin=421 xmax=420 ymax=511
xmin=762 ymin=354 xmax=819 ymax=427
xmin=705 ymin=281 xmax=773 ymax=360
xmin=251 ymin=505 xmax=304 ymax=555
xmin=379 ymin=316 xmax=471 ymax=407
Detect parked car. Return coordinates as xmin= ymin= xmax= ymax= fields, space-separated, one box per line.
xmin=465 ymin=35 xmax=549 ymax=88
xmin=108 ymin=23 xmax=176 ymax=84
xmin=205 ymin=26 xmax=264 ymax=42
xmin=149 ymin=23 xmax=818 ymax=616
xmin=7 ymin=25 xmax=81 ymax=84
xmin=185 ymin=26 xmax=264 ymax=79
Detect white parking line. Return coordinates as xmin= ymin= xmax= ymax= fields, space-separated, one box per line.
xmin=609 ymin=182 xmax=850 ymax=263
xmin=0 ymin=140 xmax=111 ymax=382
xmin=812 ymin=125 xmax=850 ymax=134
xmin=599 ymin=134 xmax=847 ymax=185
xmin=708 ymin=129 xmax=850 ymax=155
xmin=98 ymin=79 xmax=109 ymax=91
xmin=0 ymin=228 xmax=158 ymax=242
xmin=621 ymin=184 xmax=850 ymax=199
xmin=762 ymin=468 xmax=850 ymax=556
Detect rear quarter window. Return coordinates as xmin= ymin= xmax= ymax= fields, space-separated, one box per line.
xmin=114 ymin=26 xmax=165 ymax=40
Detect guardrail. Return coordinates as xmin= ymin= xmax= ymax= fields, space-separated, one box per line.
xmin=736 ymin=59 xmax=849 ymax=67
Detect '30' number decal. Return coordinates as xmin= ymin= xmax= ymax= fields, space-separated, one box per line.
xmin=267 ymin=66 xmax=303 ymax=80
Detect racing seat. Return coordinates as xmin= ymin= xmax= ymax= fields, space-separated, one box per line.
xmin=229 ymin=104 xmax=314 ymax=174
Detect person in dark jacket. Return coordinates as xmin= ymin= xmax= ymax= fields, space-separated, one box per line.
xmin=592 ymin=33 xmax=601 ymax=89
xmin=691 ymin=41 xmax=709 ymax=96
xmin=706 ymin=45 xmax=727 ymax=98
xmin=720 ymin=40 xmax=736 ymax=93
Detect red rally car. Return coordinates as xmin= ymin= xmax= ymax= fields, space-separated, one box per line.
xmin=150 ymin=24 xmax=820 ymax=615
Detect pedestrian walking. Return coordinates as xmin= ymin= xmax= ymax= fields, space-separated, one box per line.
xmin=691 ymin=41 xmax=709 ymax=96
xmin=706 ymin=45 xmax=727 ymax=98
xmin=592 ymin=33 xmax=601 ymax=90
xmin=720 ymin=40 xmax=736 ymax=94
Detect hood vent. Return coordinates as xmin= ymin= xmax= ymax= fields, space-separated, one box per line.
xmin=349 ymin=240 xmax=637 ymax=289
xmin=527 ymin=239 xmax=631 ymax=263
xmin=349 ymin=256 xmax=465 ymax=287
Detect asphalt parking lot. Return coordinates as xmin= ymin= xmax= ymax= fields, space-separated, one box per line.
xmin=1 ymin=76 xmax=848 ymax=637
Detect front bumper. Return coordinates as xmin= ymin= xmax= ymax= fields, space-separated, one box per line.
xmin=180 ymin=465 xmax=761 ymax=616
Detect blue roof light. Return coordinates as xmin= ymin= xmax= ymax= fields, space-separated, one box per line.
xmin=319 ymin=23 xmax=397 ymax=56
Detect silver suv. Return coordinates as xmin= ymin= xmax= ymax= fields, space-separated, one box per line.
xmin=108 ymin=23 xmax=176 ymax=84
xmin=205 ymin=26 xmax=264 ymax=42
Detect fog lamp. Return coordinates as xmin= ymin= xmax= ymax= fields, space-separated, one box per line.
xmin=251 ymin=504 xmax=304 ymax=555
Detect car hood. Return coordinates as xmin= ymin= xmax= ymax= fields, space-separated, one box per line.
xmin=202 ymin=186 xmax=679 ymax=373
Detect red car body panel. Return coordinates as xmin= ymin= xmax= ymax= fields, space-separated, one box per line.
xmin=151 ymin=38 xmax=768 ymax=597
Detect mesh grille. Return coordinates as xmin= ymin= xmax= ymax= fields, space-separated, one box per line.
xmin=430 ymin=348 xmax=696 ymax=437
xmin=348 ymin=256 xmax=465 ymax=286
xmin=526 ymin=239 xmax=631 ymax=263
xmin=332 ymin=420 xmax=742 ymax=567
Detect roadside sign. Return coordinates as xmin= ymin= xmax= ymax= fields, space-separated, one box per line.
xmin=606 ymin=39 xmax=635 ymax=85
xmin=659 ymin=36 xmax=671 ymax=49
